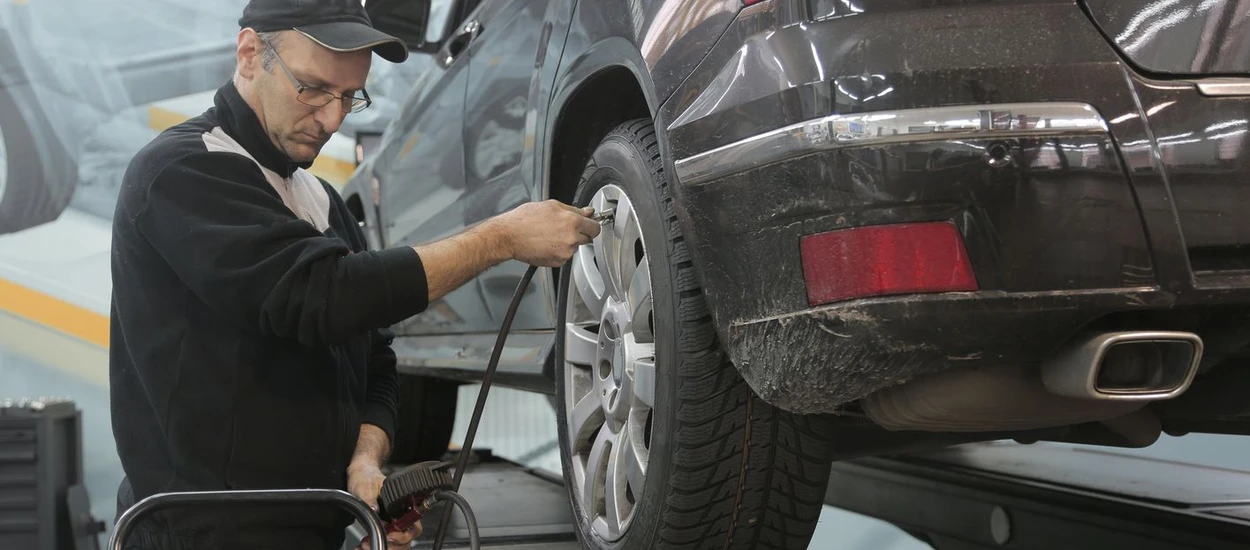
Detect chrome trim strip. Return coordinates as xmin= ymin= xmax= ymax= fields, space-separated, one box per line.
xmin=673 ymin=102 xmax=1108 ymax=186
xmin=1195 ymin=78 xmax=1250 ymax=97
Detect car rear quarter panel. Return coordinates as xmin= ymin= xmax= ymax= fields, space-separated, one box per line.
xmin=546 ymin=0 xmax=741 ymax=195
xmin=658 ymin=0 xmax=1154 ymax=327
xmin=653 ymin=0 xmax=1203 ymax=411
xmin=556 ymin=0 xmax=740 ymax=113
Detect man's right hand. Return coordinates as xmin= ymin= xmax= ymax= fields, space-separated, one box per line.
xmin=489 ymin=200 xmax=602 ymax=267
xmin=413 ymin=199 xmax=603 ymax=305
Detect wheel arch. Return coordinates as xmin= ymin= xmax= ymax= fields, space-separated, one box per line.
xmin=544 ymin=42 xmax=657 ymax=208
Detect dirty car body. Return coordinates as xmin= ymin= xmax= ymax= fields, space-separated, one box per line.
xmin=669 ymin=0 xmax=1250 ymax=428
xmin=347 ymin=0 xmax=1250 ymax=546
xmin=353 ymin=0 xmax=1250 ymax=434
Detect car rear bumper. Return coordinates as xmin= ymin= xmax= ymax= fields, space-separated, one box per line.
xmin=658 ymin=0 xmax=1250 ymax=413
xmin=725 ymin=286 xmax=1250 ymax=415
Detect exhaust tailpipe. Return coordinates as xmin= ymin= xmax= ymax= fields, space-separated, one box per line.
xmin=1042 ymin=331 xmax=1203 ymax=401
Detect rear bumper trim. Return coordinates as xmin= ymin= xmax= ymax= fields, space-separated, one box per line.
xmin=1194 ymin=78 xmax=1250 ymax=97
xmin=672 ymin=102 xmax=1109 ymax=186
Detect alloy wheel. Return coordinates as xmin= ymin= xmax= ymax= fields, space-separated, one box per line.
xmin=563 ymin=183 xmax=657 ymax=541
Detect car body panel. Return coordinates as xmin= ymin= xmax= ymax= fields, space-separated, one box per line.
xmin=661 ymin=1 xmax=1145 ymax=320
xmin=1081 ymin=0 xmax=1250 ymax=76
xmin=648 ymin=0 xmax=1250 ymax=414
xmin=372 ymin=32 xmax=475 ymax=336
xmin=462 ymin=0 xmax=564 ymax=333
xmin=357 ymin=0 xmax=1250 ymax=430
xmin=1122 ymin=78 xmax=1250 ymax=281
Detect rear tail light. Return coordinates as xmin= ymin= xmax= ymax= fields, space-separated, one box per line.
xmin=799 ymin=222 xmax=978 ymax=306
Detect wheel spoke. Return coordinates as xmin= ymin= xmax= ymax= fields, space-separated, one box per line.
xmin=614 ymin=195 xmax=642 ymax=295
xmin=573 ymin=246 xmax=606 ymax=320
xmin=618 ymin=423 xmax=647 ymax=500
xmin=589 ymin=192 xmax=619 ymax=299
xmin=592 ymin=230 xmax=616 ymax=302
xmin=604 ymin=434 xmax=630 ymax=537
xmin=569 ymin=391 xmax=604 ymax=446
xmin=590 ymin=191 xmax=615 ymax=219
xmin=582 ymin=425 xmax=616 ymax=526
xmin=564 ymin=322 xmax=598 ymax=366
xmin=630 ymin=356 xmax=656 ymax=409
xmin=627 ymin=257 xmax=653 ymax=342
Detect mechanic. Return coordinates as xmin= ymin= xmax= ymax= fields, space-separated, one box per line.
xmin=106 ymin=0 xmax=602 ymax=548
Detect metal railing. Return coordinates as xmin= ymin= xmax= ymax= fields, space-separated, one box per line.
xmin=108 ymin=489 xmax=386 ymax=550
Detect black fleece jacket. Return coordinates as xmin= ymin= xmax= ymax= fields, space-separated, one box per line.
xmin=109 ymin=81 xmax=428 ymax=549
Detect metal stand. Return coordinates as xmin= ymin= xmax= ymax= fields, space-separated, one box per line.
xmin=826 ymin=441 xmax=1250 ymax=549
xmin=108 ymin=489 xmax=387 ymax=550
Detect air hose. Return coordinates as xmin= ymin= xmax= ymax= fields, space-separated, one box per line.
xmin=429 ymin=263 xmax=540 ymax=550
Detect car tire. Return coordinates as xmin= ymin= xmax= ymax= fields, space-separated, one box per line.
xmin=555 ymin=118 xmax=836 ymax=549
xmin=0 ymin=84 xmax=73 ymax=234
xmin=390 ymin=375 xmax=459 ymax=465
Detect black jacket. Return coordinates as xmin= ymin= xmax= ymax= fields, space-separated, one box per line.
xmin=109 ymin=81 xmax=429 ymax=549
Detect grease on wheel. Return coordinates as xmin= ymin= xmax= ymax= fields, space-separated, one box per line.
xmin=564 ymin=183 xmax=656 ymax=542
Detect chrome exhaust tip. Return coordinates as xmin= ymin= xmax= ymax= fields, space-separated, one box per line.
xmin=1041 ymin=331 xmax=1204 ymax=401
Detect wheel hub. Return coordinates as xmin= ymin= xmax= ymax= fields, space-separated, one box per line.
xmin=563 ymin=183 xmax=657 ymax=542
xmin=597 ymin=299 xmax=636 ymax=423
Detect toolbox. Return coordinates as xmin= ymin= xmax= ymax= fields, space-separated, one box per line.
xmin=0 ymin=397 xmax=104 ymax=550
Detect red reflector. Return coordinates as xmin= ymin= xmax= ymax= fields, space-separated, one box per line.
xmin=799 ymin=222 xmax=978 ymax=306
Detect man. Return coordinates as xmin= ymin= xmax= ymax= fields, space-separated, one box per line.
xmin=108 ymin=0 xmax=601 ymax=548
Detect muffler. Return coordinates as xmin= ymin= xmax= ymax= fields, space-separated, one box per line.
xmin=1041 ymin=331 xmax=1203 ymax=401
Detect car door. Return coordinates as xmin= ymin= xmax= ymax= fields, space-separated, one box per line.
xmin=460 ymin=0 xmax=560 ymax=332
xmin=373 ymin=0 xmax=487 ymax=336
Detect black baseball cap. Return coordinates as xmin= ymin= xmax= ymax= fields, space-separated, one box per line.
xmin=239 ymin=0 xmax=409 ymax=63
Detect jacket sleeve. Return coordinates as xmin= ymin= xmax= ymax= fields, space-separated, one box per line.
xmin=133 ymin=151 xmax=429 ymax=348
xmin=359 ymin=326 xmax=401 ymax=443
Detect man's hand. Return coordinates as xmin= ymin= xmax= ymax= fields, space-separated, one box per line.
xmin=489 ymin=200 xmax=602 ymax=267
xmin=348 ymin=462 xmax=422 ymax=549
xmin=348 ymin=424 xmax=418 ymax=549
xmin=414 ymin=199 xmax=601 ymax=304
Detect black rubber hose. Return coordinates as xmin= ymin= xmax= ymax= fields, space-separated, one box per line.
xmin=432 ymin=489 xmax=480 ymax=550
xmin=431 ymin=264 xmax=539 ymax=550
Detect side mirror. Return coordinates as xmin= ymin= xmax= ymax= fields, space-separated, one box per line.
xmin=366 ymin=0 xmax=454 ymax=54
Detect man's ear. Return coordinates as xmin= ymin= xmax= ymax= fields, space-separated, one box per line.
xmin=236 ymin=28 xmax=263 ymax=80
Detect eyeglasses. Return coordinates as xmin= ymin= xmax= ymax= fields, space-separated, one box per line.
xmin=261 ymin=39 xmax=372 ymax=114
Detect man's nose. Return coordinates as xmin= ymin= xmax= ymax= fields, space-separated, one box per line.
xmin=314 ymin=100 xmax=347 ymax=134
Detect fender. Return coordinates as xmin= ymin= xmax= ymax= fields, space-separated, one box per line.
xmin=543 ymin=34 xmax=663 ymax=203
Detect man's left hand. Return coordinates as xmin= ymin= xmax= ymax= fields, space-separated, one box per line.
xmin=349 ymin=462 xmax=423 ymax=549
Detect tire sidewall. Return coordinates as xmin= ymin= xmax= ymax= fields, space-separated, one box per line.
xmin=0 ymin=86 xmax=39 ymax=205
xmin=0 ymin=81 xmax=66 ymax=234
xmin=555 ymin=123 xmax=678 ymax=550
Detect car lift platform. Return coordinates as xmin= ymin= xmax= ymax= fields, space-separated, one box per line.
xmin=408 ymin=441 xmax=1250 ymax=549
xmin=404 ymin=450 xmax=580 ymax=549
xmin=826 ymin=441 xmax=1250 ymax=550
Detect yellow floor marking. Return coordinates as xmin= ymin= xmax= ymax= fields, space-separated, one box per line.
xmin=0 ymin=278 xmax=109 ymax=349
